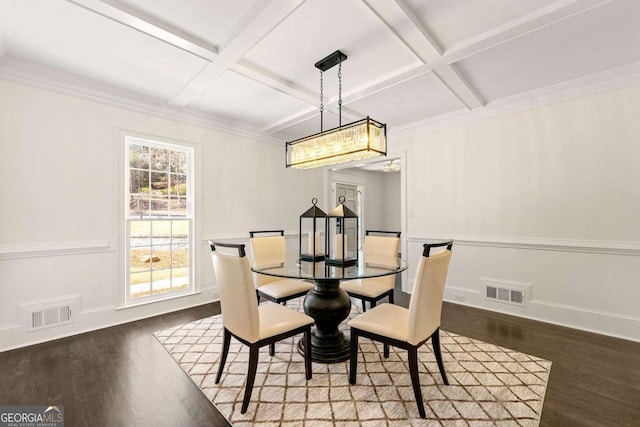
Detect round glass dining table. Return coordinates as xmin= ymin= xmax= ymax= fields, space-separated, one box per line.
xmin=251 ymin=252 xmax=408 ymax=363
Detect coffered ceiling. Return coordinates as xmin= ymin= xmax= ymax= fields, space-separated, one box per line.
xmin=1 ymin=0 xmax=639 ymax=142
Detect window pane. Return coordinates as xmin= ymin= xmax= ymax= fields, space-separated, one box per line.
xmin=150 ymin=172 xmax=169 ymax=216
xmin=129 ymin=144 xmax=149 ymax=169
xmin=172 ymin=220 xmax=189 ymax=240
xmin=152 ymin=244 xmax=171 ymax=269
xmin=130 ymin=271 xmax=151 ymax=299
xmin=151 ymin=269 xmax=171 ymax=295
xmin=170 ymin=151 xmax=187 ymax=173
xmin=130 ymin=221 xmax=151 ymax=248
xmin=150 ymin=147 xmax=169 ymax=171
xmin=129 ymin=170 xmax=150 ymax=217
xmin=172 ymin=267 xmax=189 ymax=291
xmin=170 ymin=174 xmax=187 ymax=216
xmin=171 ymin=245 xmax=188 ymax=268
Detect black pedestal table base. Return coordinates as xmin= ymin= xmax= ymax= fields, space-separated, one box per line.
xmin=297 ymin=278 xmax=351 ymax=363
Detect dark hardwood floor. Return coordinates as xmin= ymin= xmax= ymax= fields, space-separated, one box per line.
xmin=1 ymin=292 xmax=639 ymax=426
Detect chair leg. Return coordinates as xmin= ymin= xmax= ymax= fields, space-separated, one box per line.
xmin=361 ymin=298 xmax=367 ymax=312
xmin=432 ymin=328 xmax=449 ymax=385
xmin=370 ymin=300 xmax=377 ymax=309
xmin=388 ymin=290 xmax=394 ymax=305
xmin=241 ymin=345 xmax=260 ymax=414
xmin=383 ymin=343 xmax=390 ymax=358
xmin=269 ymin=343 xmax=275 ymax=356
xmin=349 ymin=330 xmax=359 ymax=385
xmin=408 ymin=346 xmax=426 ymax=418
xmin=215 ymin=328 xmax=231 ymax=384
xmin=304 ymin=328 xmax=312 ymax=380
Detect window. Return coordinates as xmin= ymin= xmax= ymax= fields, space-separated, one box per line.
xmin=124 ymin=136 xmax=194 ymax=304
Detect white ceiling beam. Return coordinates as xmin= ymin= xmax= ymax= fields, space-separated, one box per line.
xmin=169 ymin=0 xmax=308 ymax=107
xmin=232 ymin=60 xmax=318 ymax=106
xmin=66 ymin=0 xmax=218 ymax=61
xmin=432 ymin=65 xmax=484 ymax=110
xmin=362 ymin=0 xmax=442 ymax=64
xmin=443 ymin=0 xmax=610 ymax=63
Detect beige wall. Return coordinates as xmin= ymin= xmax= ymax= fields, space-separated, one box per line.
xmin=0 ymin=80 xmax=323 ymax=351
xmin=395 ymin=83 xmax=640 ymax=341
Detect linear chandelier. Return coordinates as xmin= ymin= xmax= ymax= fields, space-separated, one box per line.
xmin=285 ymin=50 xmax=387 ymax=169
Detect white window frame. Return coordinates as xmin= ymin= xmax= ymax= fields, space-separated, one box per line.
xmin=119 ymin=132 xmax=199 ymax=307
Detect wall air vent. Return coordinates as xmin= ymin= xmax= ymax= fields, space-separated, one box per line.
xmin=481 ymin=278 xmax=530 ymax=307
xmin=21 ymin=296 xmax=79 ymax=332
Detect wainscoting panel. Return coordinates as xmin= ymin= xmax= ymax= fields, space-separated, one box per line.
xmin=406 ymin=236 xmax=640 ymax=342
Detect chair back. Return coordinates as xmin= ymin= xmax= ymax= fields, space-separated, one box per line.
xmin=407 ymin=241 xmax=453 ymax=345
xmin=363 ymin=235 xmax=400 ymax=287
xmin=250 ymin=232 xmax=286 ymax=287
xmin=209 ymin=242 xmax=260 ymax=343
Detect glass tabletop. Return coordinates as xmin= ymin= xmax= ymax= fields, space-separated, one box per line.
xmin=251 ymin=251 xmax=408 ymax=281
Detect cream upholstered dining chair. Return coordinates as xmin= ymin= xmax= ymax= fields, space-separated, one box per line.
xmin=348 ymin=241 xmax=453 ymax=418
xmin=249 ymin=230 xmax=314 ymax=305
xmin=209 ymin=241 xmax=314 ymax=414
xmin=340 ymin=230 xmax=401 ymax=311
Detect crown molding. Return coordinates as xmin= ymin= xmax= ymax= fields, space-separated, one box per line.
xmin=390 ymin=60 xmax=640 ymax=138
xmin=0 ymin=56 xmax=280 ymax=145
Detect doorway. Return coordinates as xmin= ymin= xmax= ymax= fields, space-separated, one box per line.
xmin=334 ymin=182 xmax=359 ymax=253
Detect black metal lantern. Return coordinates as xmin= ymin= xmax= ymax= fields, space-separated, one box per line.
xmin=325 ymin=195 xmax=359 ymax=266
xmin=299 ymin=198 xmax=326 ymax=261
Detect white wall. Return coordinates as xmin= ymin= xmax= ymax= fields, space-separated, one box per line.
xmin=0 ymin=80 xmax=323 ymax=351
xmin=381 ymin=171 xmax=401 ymax=232
xmin=396 ymin=83 xmax=640 ymax=342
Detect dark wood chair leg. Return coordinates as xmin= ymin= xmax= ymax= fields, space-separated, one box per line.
xmin=304 ymin=328 xmax=312 ymax=380
xmin=361 ymin=298 xmax=367 ymax=312
xmin=269 ymin=343 xmax=275 ymax=356
xmin=215 ymin=328 xmax=231 ymax=384
xmin=388 ymin=290 xmax=394 ymax=305
xmin=370 ymin=300 xmax=376 ymax=309
xmin=349 ymin=330 xmax=359 ymax=385
xmin=383 ymin=343 xmax=390 ymax=358
xmin=241 ymin=345 xmax=260 ymax=414
xmin=432 ymin=328 xmax=449 ymax=385
xmin=408 ymin=346 xmax=426 ymax=418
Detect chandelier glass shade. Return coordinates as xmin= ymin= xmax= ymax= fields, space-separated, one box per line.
xmin=285 ymin=50 xmax=387 ymax=169
xmin=286 ymin=117 xmax=386 ymax=169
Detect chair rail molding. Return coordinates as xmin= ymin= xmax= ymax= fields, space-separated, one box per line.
xmin=0 ymin=240 xmax=115 ymax=260
xmin=407 ymin=234 xmax=640 ymax=256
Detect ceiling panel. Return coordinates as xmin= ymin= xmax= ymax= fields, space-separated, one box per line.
xmin=1 ymin=0 xmax=639 ymax=140
xmin=190 ymin=70 xmax=315 ymax=128
xmin=454 ymin=1 xmax=640 ymax=102
xmin=346 ymin=71 xmax=467 ymax=127
xmin=243 ymin=0 xmax=421 ymax=100
xmin=0 ymin=0 xmax=207 ymax=99
xmin=118 ymin=0 xmax=261 ymax=47
xmin=405 ymin=0 xmax=556 ymax=50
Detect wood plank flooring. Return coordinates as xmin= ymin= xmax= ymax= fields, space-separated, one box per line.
xmin=1 ymin=294 xmax=638 ymax=426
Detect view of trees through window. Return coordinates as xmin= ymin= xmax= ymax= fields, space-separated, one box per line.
xmin=126 ymin=139 xmax=192 ymax=301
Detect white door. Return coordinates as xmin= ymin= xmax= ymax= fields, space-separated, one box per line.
xmin=335 ymin=183 xmax=358 ymax=253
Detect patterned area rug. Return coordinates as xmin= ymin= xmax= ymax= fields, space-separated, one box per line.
xmin=154 ymin=299 xmax=551 ymax=426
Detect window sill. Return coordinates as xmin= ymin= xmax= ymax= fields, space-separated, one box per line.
xmin=117 ymin=290 xmax=202 ymax=310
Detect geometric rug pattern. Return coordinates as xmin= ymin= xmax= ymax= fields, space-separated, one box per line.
xmin=154 ymin=298 xmax=551 ymax=426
